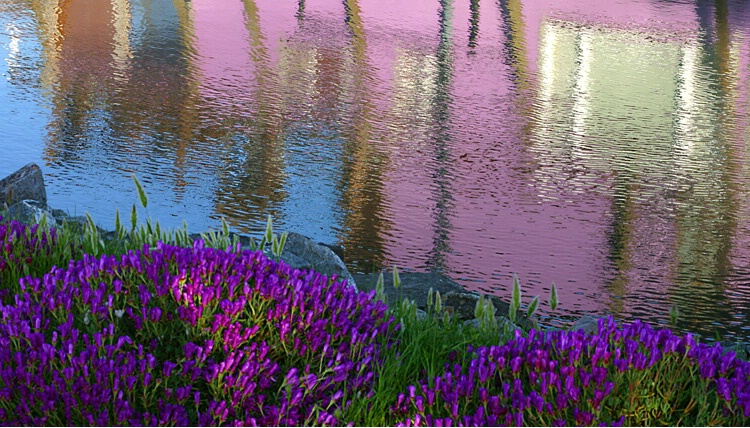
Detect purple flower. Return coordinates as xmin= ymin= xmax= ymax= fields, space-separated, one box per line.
xmin=510 ymin=356 xmax=523 ymax=374
xmin=573 ymin=408 xmax=594 ymax=425
xmin=716 ymin=377 xmax=731 ymax=401
xmin=700 ymin=362 xmax=716 ymax=379
xmin=719 ymin=352 xmax=736 ymax=375
xmin=565 ymin=376 xmax=580 ymax=402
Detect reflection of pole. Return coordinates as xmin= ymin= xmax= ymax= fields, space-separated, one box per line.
xmin=714 ymin=0 xmax=732 ymax=95
xmin=468 ymin=0 xmax=480 ymax=50
xmin=425 ymin=0 xmax=456 ymax=272
xmin=343 ymin=0 xmax=367 ymax=63
xmin=296 ymin=0 xmax=305 ymax=21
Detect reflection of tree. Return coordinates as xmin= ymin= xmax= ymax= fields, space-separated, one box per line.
xmin=104 ymin=0 xmax=201 ymax=198
xmin=496 ymin=0 xmax=537 ymax=169
xmin=41 ymin=0 xmax=116 ymax=164
xmin=526 ymin=9 xmax=746 ymax=338
xmin=497 ymin=0 xmax=532 ymax=101
xmin=214 ymin=0 xmax=288 ymax=228
xmin=335 ymin=0 xmax=389 ymax=271
xmin=605 ymin=182 xmax=637 ymax=315
xmin=296 ymin=0 xmax=305 ymax=21
xmin=28 ymin=0 xmax=64 ymax=97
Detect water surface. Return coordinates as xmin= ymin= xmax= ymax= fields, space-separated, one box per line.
xmin=2 ymin=0 xmax=750 ymax=341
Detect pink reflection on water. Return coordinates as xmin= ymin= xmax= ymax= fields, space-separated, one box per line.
xmin=185 ymin=0 xmax=750 ymax=332
xmin=192 ymin=0 xmax=258 ymax=110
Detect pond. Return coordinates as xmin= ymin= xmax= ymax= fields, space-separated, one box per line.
xmin=1 ymin=0 xmax=750 ymax=342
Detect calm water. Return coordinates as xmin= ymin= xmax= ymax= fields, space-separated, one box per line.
xmin=2 ymin=0 xmax=750 ymax=341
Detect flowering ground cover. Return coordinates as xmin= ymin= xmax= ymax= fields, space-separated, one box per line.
xmin=0 ymin=218 xmax=392 ymax=425
xmin=1 ymin=216 xmax=749 ymax=426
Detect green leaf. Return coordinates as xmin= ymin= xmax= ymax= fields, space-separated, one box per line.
xmin=484 ymin=296 xmax=496 ymax=319
xmin=85 ymin=212 xmax=97 ymax=233
xmin=222 ymin=217 xmax=229 ymax=236
xmin=527 ymin=295 xmax=539 ymax=318
xmin=264 ymin=214 xmax=274 ymax=244
xmin=38 ymin=212 xmax=48 ymax=230
xmin=130 ymin=204 xmax=137 ymax=232
xmin=512 ymin=274 xmax=521 ymax=309
xmin=474 ymin=295 xmax=485 ymax=320
xmin=392 ymin=266 xmax=401 ymax=289
xmin=276 ymin=232 xmax=288 ymax=257
xmin=114 ymin=208 xmax=122 ymax=233
xmin=549 ymin=282 xmax=559 ymax=311
xmin=132 ymin=174 xmax=148 ymax=208
xmin=375 ymin=272 xmax=385 ymax=303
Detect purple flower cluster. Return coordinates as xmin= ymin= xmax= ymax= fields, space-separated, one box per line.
xmin=392 ymin=317 xmax=750 ymax=426
xmin=0 ymin=219 xmax=58 ymax=301
xmin=0 ymin=234 xmax=394 ymax=426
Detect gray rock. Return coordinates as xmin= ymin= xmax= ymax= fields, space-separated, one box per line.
xmin=571 ymin=315 xmax=602 ymax=335
xmin=442 ymin=291 xmax=482 ymax=321
xmin=0 ymin=163 xmax=47 ymax=207
xmin=353 ymin=271 xmax=466 ymax=309
xmin=280 ymin=232 xmax=357 ymax=292
xmin=3 ymin=200 xmax=58 ymax=228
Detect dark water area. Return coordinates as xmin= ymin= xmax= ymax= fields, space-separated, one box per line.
xmin=2 ymin=0 xmax=750 ymax=342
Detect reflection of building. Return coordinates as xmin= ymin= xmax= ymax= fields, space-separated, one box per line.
xmin=527 ymin=1 xmax=750 ymax=332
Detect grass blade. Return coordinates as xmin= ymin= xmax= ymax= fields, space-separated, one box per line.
xmin=549 ymin=281 xmax=559 ymax=311
xmin=375 ymin=272 xmax=386 ymax=304
xmin=131 ymin=174 xmax=148 ymax=208
xmin=527 ymin=295 xmax=539 ymax=318
xmin=130 ymin=204 xmax=137 ymax=232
